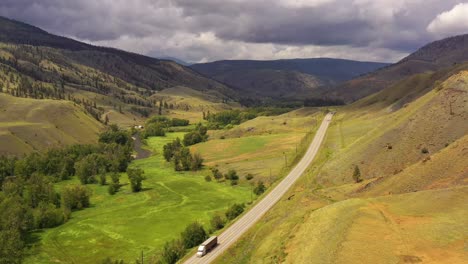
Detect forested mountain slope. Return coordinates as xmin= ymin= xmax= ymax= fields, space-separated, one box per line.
xmin=191 ymin=58 xmax=388 ymax=100
xmin=0 ymin=16 xmax=240 ymax=154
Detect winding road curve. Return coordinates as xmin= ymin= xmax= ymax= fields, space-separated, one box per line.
xmin=184 ymin=113 xmax=333 ymax=264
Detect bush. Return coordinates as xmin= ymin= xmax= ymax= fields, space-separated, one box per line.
xmin=421 ymin=147 xmax=429 ymax=154
xmin=171 ymin=118 xmax=190 ymax=127
xmin=99 ymin=171 xmax=107 ymax=186
xmin=204 ymin=175 xmax=212 ymax=182
xmin=245 ymin=174 xmax=254 ymax=181
xmin=161 ymin=239 xmax=185 ymax=264
xmin=190 ymin=153 xmax=204 ymax=171
xmin=143 ymin=123 xmax=165 ymax=138
xmin=225 ymin=169 xmax=239 ymax=181
xmin=99 ymin=125 xmax=131 ymax=146
xmin=210 ymin=214 xmax=225 ymax=230
xmin=127 ymin=168 xmax=145 ymax=192
xmin=163 ymin=138 xmax=182 ymax=162
xmin=108 ymin=184 xmax=117 ymax=195
xmin=230 ymin=180 xmax=238 ymax=186
xmin=211 ymin=168 xmax=223 ymax=181
xmin=180 ymin=222 xmax=207 ymax=249
xmin=253 ymin=181 xmax=266 ymax=195
xmin=182 ymin=124 xmax=208 ymax=146
xmin=352 ymin=165 xmax=362 ymax=183
xmin=61 ymin=185 xmax=90 ymax=211
xmin=34 ymin=201 xmax=65 ymax=229
xmin=225 ymin=203 xmax=244 ymax=220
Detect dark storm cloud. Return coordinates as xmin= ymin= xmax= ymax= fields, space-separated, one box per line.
xmin=0 ymin=0 xmax=467 ymax=62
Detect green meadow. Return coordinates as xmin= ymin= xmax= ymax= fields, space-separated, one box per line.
xmin=25 ymin=133 xmax=250 ymax=264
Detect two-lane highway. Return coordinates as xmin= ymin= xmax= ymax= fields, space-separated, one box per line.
xmin=184 ymin=113 xmax=333 ymax=264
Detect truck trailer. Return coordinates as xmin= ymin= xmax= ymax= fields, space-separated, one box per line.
xmin=197 ymin=236 xmax=218 ymax=257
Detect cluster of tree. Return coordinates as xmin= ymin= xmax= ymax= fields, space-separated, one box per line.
xmin=159 ymin=222 xmax=207 ymax=264
xmin=146 ymin=116 xmax=190 ymax=127
xmin=209 ymin=168 xmax=239 ymax=185
xmin=204 ymin=107 xmax=292 ymax=129
xmin=0 ymin=126 xmax=135 ymax=263
xmin=0 ymin=174 xmax=90 ymax=263
xmin=0 ymin=126 xmax=132 ymax=188
xmin=163 ymin=138 xmax=203 ymax=171
xmin=142 ymin=123 xmax=166 ymax=138
xmin=141 ymin=116 xmax=190 ymax=139
xmin=183 ymin=124 xmax=208 ymax=146
xmin=159 ymin=201 xmax=247 ymax=263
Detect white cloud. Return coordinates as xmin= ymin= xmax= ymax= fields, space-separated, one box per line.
xmin=0 ymin=0 xmax=463 ymax=62
xmin=83 ymin=32 xmax=407 ymax=63
xmin=427 ymin=3 xmax=468 ymax=37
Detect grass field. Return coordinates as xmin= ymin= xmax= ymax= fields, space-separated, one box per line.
xmin=192 ymin=108 xmax=324 ymax=184
xmin=24 ymin=133 xmax=250 ymax=264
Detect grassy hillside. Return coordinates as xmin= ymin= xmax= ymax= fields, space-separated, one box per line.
xmin=191 ymin=58 xmax=388 ymax=100
xmin=0 ymin=93 xmax=103 ymax=156
xmin=213 ymin=63 xmax=468 ymax=264
xmin=318 ymin=67 xmax=468 ymax=186
xmin=0 ymin=16 xmax=242 ymax=151
xmin=192 ymin=108 xmax=323 ymax=184
xmin=329 ymin=34 xmax=468 ymax=102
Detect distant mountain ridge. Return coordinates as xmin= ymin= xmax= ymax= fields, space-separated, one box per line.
xmin=190 ymin=58 xmax=389 ymax=99
xmin=328 ymin=34 xmax=468 ymax=102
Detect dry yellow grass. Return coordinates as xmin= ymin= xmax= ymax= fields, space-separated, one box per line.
xmin=191 ymin=108 xmax=324 ymax=183
xmin=0 ymin=93 xmax=104 ymax=156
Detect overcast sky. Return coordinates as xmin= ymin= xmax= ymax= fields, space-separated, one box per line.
xmin=1 ymin=0 xmax=468 ymax=63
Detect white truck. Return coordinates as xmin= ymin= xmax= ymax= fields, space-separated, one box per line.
xmin=196 ymin=236 xmax=218 ymax=257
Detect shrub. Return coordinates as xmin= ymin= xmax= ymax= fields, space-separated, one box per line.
xmin=171 ymin=118 xmax=190 ymax=127
xmin=225 ymin=203 xmax=244 ymax=220
xmin=180 ymin=222 xmax=207 ymax=249
xmin=182 ymin=124 xmax=208 ymax=146
xmin=352 ymin=165 xmax=362 ymax=183
xmin=245 ymin=174 xmax=254 ymax=181
xmin=99 ymin=171 xmax=107 ymax=186
xmin=127 ymin=168 xmax=145 ymax=192
xmin=34 ymin=201 xmax=65 ymax=229
xmin=211 ymin=168 xmax=223 ymax=181
xmin=190 ymin=153 xmax=204 ymax=171
xmin=253 ymin=181 xmax=266 ymax=195
xmin=421 ymin=147 xmax=429 ymax=154
xmin=204 ymin=175 xmax=212 ymax=182
xmin=143 ymin=123 xmax=165 ymax=138
xmin=225 ymin=169 xmax=239 ymax=181
xmin=61 ymin=185 xmax=90 ymax=211
xmin=108 ymin=172 xmax=121 ymax=195
xmin=230 ymin=180 xmax=238 ymax=186
xmin=210 ymin=214 xmax=225 ymax=230
xmin=161 ymin=239 xmax=185 ymax=264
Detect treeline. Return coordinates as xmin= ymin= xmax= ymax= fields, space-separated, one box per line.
xmin=142 ymin=116 xmax=190 ymax=139
xmin=203 ymin=107 xmax=292 ymax=129
xmin=303 ymin=97 xmax=345 ymax=107
xmin=238 ymin=97 xmax=345 ymax=108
